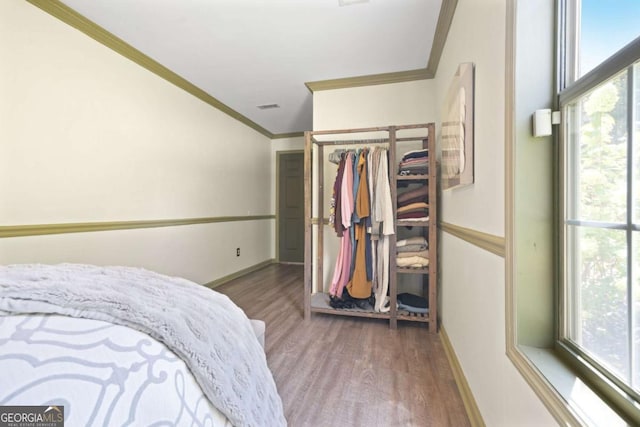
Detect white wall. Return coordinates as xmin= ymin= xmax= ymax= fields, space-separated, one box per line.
xmin=313 ymin=80 xmax=436 ymax=130
xmin=0 ymin=1 xmax=273 ymax=283
xmin=435 ymin=0 xmax=556 ymax=425
xmin=312 ymin=80 xmax=434 ymax=292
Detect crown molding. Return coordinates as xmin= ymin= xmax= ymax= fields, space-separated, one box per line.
xmin=305 ymin=68 xmax=432 ymax=93
xmin=426 ymin=0 xmax=458 ymax=76
xmin=27 ymin=0 xmax=459 ymax=132
xmin=271 ymin=132 xmax=305 ymax=140
xmin=26 ymin=0 xmax=275 ymax=139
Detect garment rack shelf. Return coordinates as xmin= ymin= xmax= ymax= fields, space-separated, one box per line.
xmin=396 ymin=267 xmax=429 ymax=274
xmin=304 ymin=123 xmax=438 ymax=331
xmin=396 ymin=220 xmax=429 ymax=227
xmin=310 ymin=293 xmax=392 ymax=320
xmin=397 ymin=312 xmax=430 ymax=322
xmin=397 ymin=174 xmax=429 ymax=180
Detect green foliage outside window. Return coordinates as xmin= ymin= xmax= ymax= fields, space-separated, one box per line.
xmin=569 ymin=70 xmax=640 ymax=389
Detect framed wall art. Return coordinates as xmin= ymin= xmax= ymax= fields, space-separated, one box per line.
xmin=441 ymin=62 xmax=475 ymax=190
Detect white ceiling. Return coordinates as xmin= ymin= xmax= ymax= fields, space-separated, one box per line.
xmin=60 ymin=0 xmax=444 ymax=136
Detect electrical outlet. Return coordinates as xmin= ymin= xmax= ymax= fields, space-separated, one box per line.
xmin=236 ymin=248 xmax=240 ymax=257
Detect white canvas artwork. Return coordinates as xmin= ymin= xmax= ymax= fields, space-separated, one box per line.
xmin=441 ymin=62 xmax=474 ymax=190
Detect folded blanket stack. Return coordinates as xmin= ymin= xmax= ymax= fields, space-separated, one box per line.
xmin=397 ymin=202 xmax=429 ymax=221
xmin=398 ymin=149 xmax=428 ymax=176
xmin=397 ymin=185 xmax=428 ymax=221
xmin=396 ymin=236 xmax=429 ymax=268
xmin=398 ymin=184 xmax=427 ymax=205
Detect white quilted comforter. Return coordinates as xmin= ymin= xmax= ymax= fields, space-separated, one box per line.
xmin=0 ymin=264 xmax=286 ymax=427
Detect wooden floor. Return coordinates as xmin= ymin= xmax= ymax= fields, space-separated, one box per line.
xmin=216 ymin=263 xmax=471 ymax=427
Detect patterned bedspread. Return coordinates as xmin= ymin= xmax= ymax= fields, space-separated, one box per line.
xmin=0 ymin=264 xmax=286 ymax=427
xmin=0 ymin=313 xmax=232 ymax=426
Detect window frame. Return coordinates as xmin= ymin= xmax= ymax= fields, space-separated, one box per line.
xmin=556 ymin=1 xmax=640 ymax=422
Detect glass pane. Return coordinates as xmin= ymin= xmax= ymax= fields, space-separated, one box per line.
xmin=634 ymin=231 xmax=640 ymax=392
xmin=566 ymin=102 xmax=580 ymax=220
xmin=567 ymin=225 xmax=629 ymax=382
xmin=635 ymin=63 xmax=640 ymax=225
xmin=579 ymin=0 xmax=640 ymax=78
xmin=566 ymin=71 xmax=628 ymax=223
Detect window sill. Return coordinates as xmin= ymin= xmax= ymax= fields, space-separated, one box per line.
xmin=516 ymin=345 xmax=628 ymax=426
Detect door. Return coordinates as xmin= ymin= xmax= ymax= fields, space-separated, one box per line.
xmin=277 ymin=151 xmax=304 ymax=263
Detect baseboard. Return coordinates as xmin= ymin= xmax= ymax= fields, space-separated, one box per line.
xmin=440 ymin=326 xmax=486 ymax=427
xmin=203 ymin=259 xmax=275 ymax=289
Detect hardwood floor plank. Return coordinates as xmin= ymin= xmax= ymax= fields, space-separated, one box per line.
xmin=216 ymin=263 xmax=470 ymax=427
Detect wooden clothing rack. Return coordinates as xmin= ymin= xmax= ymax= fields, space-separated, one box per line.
xmin=303 ymin=123 xmax=438 ymax=331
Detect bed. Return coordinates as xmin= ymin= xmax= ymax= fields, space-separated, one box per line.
xmin=0 ymin=264 xmax=286 ymax=427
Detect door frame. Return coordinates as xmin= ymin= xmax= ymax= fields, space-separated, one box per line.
xmin=275 ymin=150 xmax=305 ymax=263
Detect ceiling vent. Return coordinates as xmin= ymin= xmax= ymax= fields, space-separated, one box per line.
xmin=338 ymin=0 xmax=369 ymax=6
xmin=257 ymin=104 xmax=280 ymax=110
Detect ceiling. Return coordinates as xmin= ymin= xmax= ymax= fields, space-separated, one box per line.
xmin=48 ymin=0 xmax=453 ymax=138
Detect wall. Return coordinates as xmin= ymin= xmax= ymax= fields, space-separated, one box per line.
xmin=514 ymin=0 xmax=555 ymax=348
xmin=313 ymin=79 xmax=436 ymax=131
xmin=0 ymin=1 xmax=273 ymax=284
xmin=435 ymin=0 xmax=556 ymax=425
xmin=312 ymin=80 xmax=434 ymax=291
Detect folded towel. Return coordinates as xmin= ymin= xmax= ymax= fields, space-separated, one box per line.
xmin=397 ymin=243 xmax=428 ymax=252
xmin=397 ymin=186 xmax=428 ymax=204
xmin=397 ymin=211 xmax=428 ymax=219
xmin=397 ymin=236 xmax=427 ymax=247
xmin=396 ymin=256 xmax=429 ymax=267
xmin=397 ymin=217 xmax=429 ymax=223
xmin=399 ymin=164 xmax=429 ymax=170
xmin=399 ymin=168 xmax=428 ymax=176
xmin=397 ymin=202 xmax=428 ymax=213
xmin=398 ymin=196 xmax=428 ymax=208
xmin=399 ymin=159 xmax=428 ymax=167
xmin=397 ymin=249 xmax=428 ymax=258
xmin=399 ymin=160 xmax=428 ymax=169
xmin=401 ymin=149 xmax=428 ymax=160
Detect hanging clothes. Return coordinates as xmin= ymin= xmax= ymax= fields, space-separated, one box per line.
xmin=367 ymin=149 xmax=379 ymax=291
xmin=327 ymin=147 xmax=394 ymax=307
xmin=346 ymin=222 xmax=372 ymax=298
xmin=330 ymin=155 xmax=347 ymax=236
xmin=346 ymin=150 xmax=372 ymax=299
xmin=329 ymin=152 xmax=355 ymax=298
xmin=373 ymin=149 xmax=394 ymax=313
xmin=340 ymin=152 xmax=354 ymax=231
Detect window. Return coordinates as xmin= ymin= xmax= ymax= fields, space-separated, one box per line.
xmin=559 ymin=0 xmax=640 ymax=421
